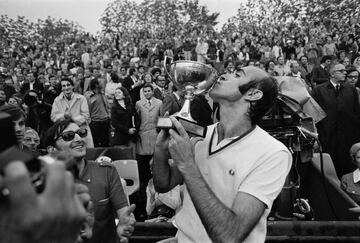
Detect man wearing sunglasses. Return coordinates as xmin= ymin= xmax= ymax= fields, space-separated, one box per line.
xmin=44 ymin=118 xmax=136 ymax=243
xmin=312 ymin=63 xmax=360 ymax=178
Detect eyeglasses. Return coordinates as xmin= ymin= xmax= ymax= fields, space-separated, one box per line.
xmin=56 ymin=128 xmax=88 ymax=142
xmin=347 ymin=75 xmax=359 ymax=79
xmin=334 ymin=69 xmax=347 ymax=73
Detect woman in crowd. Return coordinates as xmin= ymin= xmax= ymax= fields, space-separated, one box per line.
xmin=111 ymin=86 xmax=137 ymax=146
xmin=341 ymin=142 xmax=360 ymax=204
xmin=105 ymin=72 xmax=122 ymax=105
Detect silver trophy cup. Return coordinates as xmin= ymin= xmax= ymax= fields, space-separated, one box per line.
xmin=157 ymin=56 xmax=219 ymax=137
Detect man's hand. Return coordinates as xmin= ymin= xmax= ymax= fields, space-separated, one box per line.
xmin=0 ymin=160 xmax=87 ymax=243
xmin=117 ymin=204 xmax=136 ymax=243
xmin=128 ymin=128 xmax=136 ymax=135
xmin=168 ymin=117 xmax=203 ymax=172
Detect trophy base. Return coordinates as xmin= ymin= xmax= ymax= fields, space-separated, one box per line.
xmin=157 ymin=117 xmax=207 ymax=137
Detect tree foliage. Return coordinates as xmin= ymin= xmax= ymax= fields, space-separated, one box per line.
xmin=100 ymin=0 xmax=219 ymax=39
xmin=222 ymin=0 xmax=360 ymax=34
xmin=0 ymin=14 xmax=85 ymax=44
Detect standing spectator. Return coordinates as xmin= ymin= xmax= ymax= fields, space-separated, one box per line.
xmin=153 ymin=74 xmax=169 ymax=101
xmin=183 ymin=38 xmax=193 ymax=60
xmin=345 ymin=65 xmax=360 ymax=103
xmin=323 ymin=35 xmax=337 ymax=56
xmin=51 ymin=77 xmax=94 ymax=148
xmin=135 ymin=83 xmax=163 ymax=220
xmin=86 ymin=78 xmax=111 ymax=147
xmin=311 ymin=63 xmax=360 ymax=178
xmin=298 ymin=56 xmax=314 ymax=84
xmin=20 ymin=72 xmax=44 ymax=97
xmin=111 ymin=87 xmax=137 ymax=146
xmin=123 ymin=67 xmax=143 ymax=104
xmin=105 ymin=72 xmax=122 ymax=105
xmin=310 ymin=55 xmax=332 ymax=85
xmin=195 ymin=37 xmax=208 ymax=63
xmin=274 ymin=56 xmax=289 ymax=76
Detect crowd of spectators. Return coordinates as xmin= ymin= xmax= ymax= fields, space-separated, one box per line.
xmin=1 ymin=16 xmax=360 ymax=225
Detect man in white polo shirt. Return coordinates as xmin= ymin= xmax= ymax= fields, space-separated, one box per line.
xmin=153 ymin=66 xmax=292 ymax=242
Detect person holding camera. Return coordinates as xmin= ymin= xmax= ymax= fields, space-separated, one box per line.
xmin=44 ymin=118 xmax=136 ymax=243
xmin=153 ymin=66 xmax=292 ymax=242
xmin=0 ymin=159 xmax=89 ymax=243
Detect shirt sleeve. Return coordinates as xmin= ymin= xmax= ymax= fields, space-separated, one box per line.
xmin=108 ymin=166 xmax=129 ymax=210
xmin=238 ymin=150 xmax=292 ymax=209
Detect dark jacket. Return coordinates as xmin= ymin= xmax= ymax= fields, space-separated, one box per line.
xmin=111 ymin=100 xmax=137 ymax=145
xmin=160 ymin=93 xmax=184 ymax=116
xmin=310 ymin=65 xmax=330 ymax=85
xmin=311 ymin=82 xmax=360 ymax=177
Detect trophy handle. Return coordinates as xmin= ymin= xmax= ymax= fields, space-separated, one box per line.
xmin=164 ymin=56 xmax=174 ymax=82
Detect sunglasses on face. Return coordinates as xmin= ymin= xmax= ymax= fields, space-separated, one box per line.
xmin=56 ymin=128 xmax=88 ymax=142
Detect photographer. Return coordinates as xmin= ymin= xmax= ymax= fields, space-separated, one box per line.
xmin=0 ymin=159 xmax=88 ymax=243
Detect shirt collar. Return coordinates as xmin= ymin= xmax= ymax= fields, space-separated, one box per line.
xmin=353 ymin=169 xmax=360 ymax=183
xmin=329 ymin=80 xmax=340 ymax=88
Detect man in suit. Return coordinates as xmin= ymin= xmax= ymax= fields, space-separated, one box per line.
xmin=135 ymin=83 xmax=163 ymax=220
xmin=310 ymin=55 xmax=332 ymax=86
xmin=153 ymin=74 xmax=168 ymax=101
xmin=20 ymin=72 xmax=44 ymax=97
xmin=160 ymin=84 xmax=184 ymax=116
xmin=123 ymin=67 xmax=143 ymax=103
xmin=311 ymin=63 xmax=360 ymax=178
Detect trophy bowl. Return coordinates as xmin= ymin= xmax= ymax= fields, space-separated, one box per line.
xmin=164 ymin=57 xmax=219 ymax=96
xmin=157 ymin=57 xmax=219 ymax=137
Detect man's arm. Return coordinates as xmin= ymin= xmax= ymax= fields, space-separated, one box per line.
xmin=152 ymin=129 xmax=183 ymax=193
xmin=168 ymin=117 xmax=291 ymax=242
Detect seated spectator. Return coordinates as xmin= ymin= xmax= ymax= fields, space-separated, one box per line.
xmin=145 ymin=159 xmax=183 ymax=222
xmin=43 ymin=118 xmax=136 ymax=243
xmin=341 ymin=142 xmax=360 ymax=204
xmin=22 ymin=127 xmax=40 ymax=155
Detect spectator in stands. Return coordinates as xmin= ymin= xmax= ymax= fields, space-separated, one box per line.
xmin=51 ymin=77 xmax=94 ymax=148
xmin=135 ymin=83 xmax=163 ymax=221
xmin=123 ymin=67 xmax=143 ymax=103
xmin=86 ymin=78 xmax=111 ymax=147
xmin=310 ymin=55 xmax=332 ymax=85
xmin=341 ymin=142 xmax=360 ymax=204
xmin=43 ymin=118 xmax=136 ymax=243
xmin=0 ymin=105 xmax=26 ymax=147
xmin=22 ymin=127 xmax=40 ymax=155
xmin=0 ymin=88 xmax=6 ymax=108
xmin=195 ymin=37 xmax=208 ymax=63
xmin=311 ymin=63 xmax=360 ymax=178
xmin=111 ymin=87 xmax=137 ymax=146
xmin=105 ymin=72 xmax=122 ymax=105
xmin=274 ymin=56 xmax=289 ymax=76
xmin=345 ymin=65 xmax=360 ymax=103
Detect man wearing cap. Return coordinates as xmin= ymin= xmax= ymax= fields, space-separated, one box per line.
xmin=312 ymin=63 xmax=360 ymax=178
xmin=153 ymin=67 xmax=292 ymax=242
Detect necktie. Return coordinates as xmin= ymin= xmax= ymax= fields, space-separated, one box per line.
xmin=148 ymin=100 xmax=151 ymax=107
xmin=335 ymin=84 xmax=340 ymax=97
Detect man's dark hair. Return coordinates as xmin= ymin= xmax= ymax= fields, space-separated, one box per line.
xmin=110 ymin=72 xmax=121 ymax=83
xmin=89 ymin=78 xmax=99 ymax=90
xmin=0 ymin=104 xmax=26 ymax=121
xmin=239 ymin=75 xmax=279 ymax=124
xmin=129 ymin=68 xmax=136 ymax=76
xmin=60 ymin=77 xmax=74 ymax=86
xmin=320 ymin=55 xmax=333 ymax=64
xmin=151 ymin=68 xmax=161 ymax=76
xmin=43 ymin=118 xmax=73 ymax=147
xmin=143 ymin=83 xmax=154 ymax=91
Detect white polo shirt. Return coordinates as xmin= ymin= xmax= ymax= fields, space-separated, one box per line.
xmin=174 ymin=124 xmax=292 ymax=242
